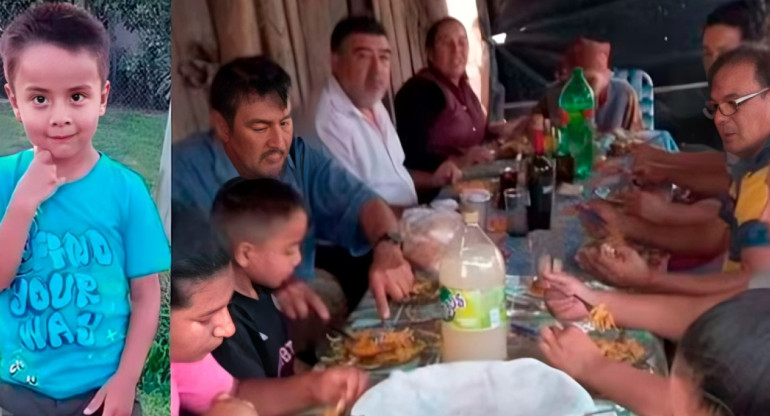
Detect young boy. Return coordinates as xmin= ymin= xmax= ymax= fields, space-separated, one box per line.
xmin=170 ymin=201 xmax=368 ymax=416
xmin=209 ymin=177 xmax=306 ymax=379
xmin=0 ymin=3 xmax=169 ymax=415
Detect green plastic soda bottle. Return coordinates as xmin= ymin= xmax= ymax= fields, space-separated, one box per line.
xmin=558 ymin=68 xmax=596 ymax=180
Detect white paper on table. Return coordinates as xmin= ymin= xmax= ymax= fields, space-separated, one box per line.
xmin=351 ymin=358 xmax=597 ymax=416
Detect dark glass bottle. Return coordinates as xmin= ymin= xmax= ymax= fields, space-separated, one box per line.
xmin=527 ymin=127 xmax=554 ymax=230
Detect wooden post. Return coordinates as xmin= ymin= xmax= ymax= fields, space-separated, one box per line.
xmin=207 ymin=0 xmax=262 ymax=64
xmin=171 ymin=0 xmax=219 ymax=142
xmin=256 ymin=0 xmax=303 ymax=108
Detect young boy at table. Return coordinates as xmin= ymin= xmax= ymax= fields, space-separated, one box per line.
xmin=0 ymin=3 xmax=169 ymax=415
xmin=209 ymin=177 xmax=312 ymax=379
xmin=170 ymin=202 xmax=369 ymax=416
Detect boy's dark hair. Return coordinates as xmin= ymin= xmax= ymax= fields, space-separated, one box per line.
xmin=0 ymin=2 xmax=110 ymax=86
xmin=170 ymin=201 xmax=231 ymax=309
xmin=425 ymin=17 xmax=464 ymax=52
xmin=705 ymin=1 xmax=763 ymax=41
xmin=707 ymin=43 xmax=770 ymax=88
xmin=211 ymin=177 xmax=306 ymax=248
xmin=209 ymin=56 xmax=292 ymax=127
xmin=330 ymin=16 xmax=387 ymax=53
xmin=677 ymin=289 xmax=770 ymax=416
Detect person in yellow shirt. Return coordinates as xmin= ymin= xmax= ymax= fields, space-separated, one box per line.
xmin=580 ymin=44 xmax=770 ymax=295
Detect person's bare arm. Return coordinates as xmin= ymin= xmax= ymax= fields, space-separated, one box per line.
xmin=235 ymin=367 xmax=368 ymax=416
xmin=642 ymin=269 xmax=751 ymax=297
xmin=0 ymin=198 xmax=37 ymax=290
xmin=0 ymin=149 xmax=64 ymax=290
xmin=591 ymin=290 xmax=729 ymax=340
xmin=622 ymin=215 xmax=728 ymax=256
xmin=539 ymin=326 xmax=671 ymax=416
xmin=358 ymin=199 xmax=414 ymax=319
xmin=85 ymin=275 xmax=161 ymax=415
xmin=580 ymin=358 xmax=672 ymax=416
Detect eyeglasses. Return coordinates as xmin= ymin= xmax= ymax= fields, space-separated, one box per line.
xmin=704 ymin=87 xmax=770 ymax=119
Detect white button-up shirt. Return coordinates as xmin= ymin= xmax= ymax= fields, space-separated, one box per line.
xmin=315 ymin=77 xmax=418 ymax=206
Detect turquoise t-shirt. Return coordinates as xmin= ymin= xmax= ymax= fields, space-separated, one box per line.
xmin=0 ymin=149 xmax=170 ymax=399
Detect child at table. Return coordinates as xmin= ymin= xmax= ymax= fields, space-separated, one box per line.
xmin=537 ymin=221 xmax=770 ymax=415
xmin=0 ymin=4 xmax=169 ymax=415
xmin=539 ymin=289 xmax=770 ymax=416
xmin=170 ymin=200 xmax=369 ymax=416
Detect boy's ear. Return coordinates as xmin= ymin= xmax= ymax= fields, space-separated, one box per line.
xmin=4 ymin=84 xmax=22 ymax=122
xmin=99 ymin=81 xmax=111 ymax=116
xmin=233 ymin=241 xmax=252 ymax=270
xmin=210 ymin=111 xmax=232 ymax=144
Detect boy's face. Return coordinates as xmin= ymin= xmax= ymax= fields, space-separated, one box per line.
xmin=4 ymin=44 xmax=109 ymax=162
xmin=170 ymin=267 xmax=236 ymax=363
xmin=237 ymin=209 xmax=307 ymax=288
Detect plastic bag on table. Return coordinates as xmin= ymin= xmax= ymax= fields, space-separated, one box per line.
xmin=400 ymin=207 xmax=463 ymax=273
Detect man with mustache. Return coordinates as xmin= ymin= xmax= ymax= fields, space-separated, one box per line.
xmin=172 ymin=56 xmax=413 ymax=323
xmin=315 ymin=16 xmax=458 ymax=209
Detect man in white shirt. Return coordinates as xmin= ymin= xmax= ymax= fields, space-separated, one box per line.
xmin=315 ymin=16 xmax=461 ymax=208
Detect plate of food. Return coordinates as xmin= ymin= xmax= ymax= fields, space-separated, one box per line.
xmin=318 ymin=327 xmax=439 ymax=374
xmin=587 ymin=304 xmax=654 ymax=369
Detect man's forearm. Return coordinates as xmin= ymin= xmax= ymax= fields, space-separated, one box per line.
xmin=580 ymin=359 xmax=672 ymax=416
xmin=236 ymin=372 xmax=319 ymax=416
xmin=653 ymin=150 xmax=726 ymax=171
xmin=592 ymin=290 xmax=727 ymax=340
xmin=359 ymin=198 xmax=400 ymax=246
xmin=409 ymin=170 xmax=438 ymax=192
xmin=623 ymin=216 xmax=728 ymax=256
xmin=642 ymin=269 xmax=750 ymax=297
xmin=664 ymin=168 xmax=730 ymax=197
xmin=645 ymin=200 xmax=720 ymax=226
xmin=117 ymin=275 xmax=161 ymax=382
xmin=0 ymin=196 xmax=38 ymax=290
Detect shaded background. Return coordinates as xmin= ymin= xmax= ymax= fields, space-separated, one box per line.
xmin=488 ymin=0 xmax=768 ymax=148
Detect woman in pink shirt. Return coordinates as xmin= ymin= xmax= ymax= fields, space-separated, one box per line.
xmin=169 ymin=204 xmax=369 ymax=416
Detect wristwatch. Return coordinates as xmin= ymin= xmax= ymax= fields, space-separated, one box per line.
xmin=375 ymin=231 xmax=403 ymax=248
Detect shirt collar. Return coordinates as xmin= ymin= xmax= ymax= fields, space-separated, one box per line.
xmin=731 ymin=135 xmax=770 ymax=183
xmin=327 ymin=75 xmax=367 ymax=118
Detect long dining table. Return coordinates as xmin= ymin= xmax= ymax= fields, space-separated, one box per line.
xmin=316 ymin=158 xmax=669 ymax=416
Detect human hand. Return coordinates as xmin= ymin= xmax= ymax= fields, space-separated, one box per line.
xmin=311 ymin=367 xmax=370 ymax=408
xmin=577 ymin=245 xmax=654 ymax=288
xmin=432 ymin=160 xmax=463 ymax=187
xmin=83 ymin=372 xmax=136 ymax=416
xmin=205 ymin=394 xmax=258 ymax=416
xmin=14 ymin=146 xmax=66 ymax=210
xmin=488 ymin=116 xmax=529 ymax=142
xmin=274 ymin=278 xmax=330 ymax=321
xmin=540 ymin=270 xmax=596 ymax=322
xmin=369 ymin=242 xmax=414 ymax=320
xmin=539 ymin=326 xmax=606 ymax=381
xmin=464 ymin=145 xmax=495 ymax=165
xmin=622 ymin=189 xmax=668 ymax=221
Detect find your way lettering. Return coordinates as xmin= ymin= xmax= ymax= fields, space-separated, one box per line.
xmin=11 ymin=229 xmax=110 ymax=351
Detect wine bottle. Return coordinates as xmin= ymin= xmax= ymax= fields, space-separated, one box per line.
xmin=527 ymin=124 xmax=555 ymax=230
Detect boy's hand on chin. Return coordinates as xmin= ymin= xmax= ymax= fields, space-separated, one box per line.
xmin=83 ymin=371 xmax=136 ymax=416
xmin=274 ymin=278 xmax=330 ymax=321
xmin=16 ymin=146 xmax=66 ymax=209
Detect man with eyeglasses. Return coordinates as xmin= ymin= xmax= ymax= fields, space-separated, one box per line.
xmin=579 ymin=44 xmax=770 ymax=294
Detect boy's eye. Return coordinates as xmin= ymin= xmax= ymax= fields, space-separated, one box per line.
xmin=33 ymin=96 xmax=47 ymax=105
xmin=71 ymin=93 xmax=85 ymax=102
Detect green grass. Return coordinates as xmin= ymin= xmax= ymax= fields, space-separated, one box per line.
xmin=0 ymin=102 xmax=166 ymax=190
xmin=0 ymin=101 xmax=170 ymax=415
